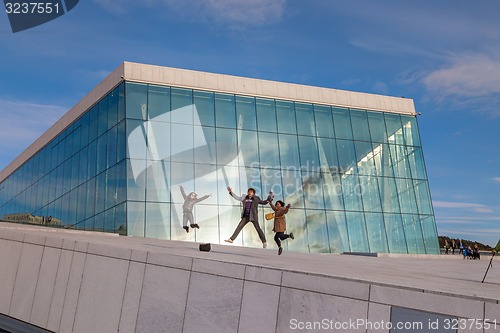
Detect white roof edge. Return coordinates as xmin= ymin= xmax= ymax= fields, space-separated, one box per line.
xmin=0 ymin=61 xmax=416 ymax=183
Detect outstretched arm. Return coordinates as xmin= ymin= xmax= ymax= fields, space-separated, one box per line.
xmin=269 ymin=201 xmax=278 ymax=212
xmin=227 ymin=186 xmax=243 ymax=201
xmin=179 ymin=185 xmax=187 ymax=200
xmin=283 ymin=204 xmax=291 ymax=214
xmin=195 ymin=194 xmax=211 ymax=203
xmin=258 ymin=197 xmax=269 ymax=205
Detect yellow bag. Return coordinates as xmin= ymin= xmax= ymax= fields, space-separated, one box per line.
xmin=265 ymin=212 xmax=275 ymax=220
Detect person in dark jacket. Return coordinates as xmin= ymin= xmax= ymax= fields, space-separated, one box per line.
xmin=268 ymin=200 xmax=294 ymax=255
xmin=180 ymin=185 xmax=211 ymax=233
xmin=224 ymin=187 xmax=269 ymax=248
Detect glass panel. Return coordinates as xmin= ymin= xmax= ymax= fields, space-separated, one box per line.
xmin=218 ymin=205 xmax=244 ymax=245
xmin=295 ymin=103 xmax=315 ymax=136
xmin=402 ymin=214 xmax=425 ymax=254
xmin=127 ymin=159 xmax=147 ymax=201
xmin=414 ymin=180 xmax=432 ymax=215
xmin=115 ymin=202 xmax=127 ymax=235
xmin=96 ymin=134 xmax=107 ymax=175
xmin=107 ymin=125 xmax=118 ymax=169
xmin=116 ymin=160 xmax=127 ymax=204
xmin=258 ymin=132 xmax=279 ymax=169
xmin=314 ymin=105 xmax=335 ymax=138
xmin=85 ymin=177 xmax=95 ymax=219
xmin=95 ymin=171 xmax=106 ymax=214
xmin=88 ymin=105 xmax=99 ymax=144
xmin=104 ymin=207 xmax=115 ymax=233
xmin=380 ymin=176 xmax=401 ymax=213
xmin=171 ymin=123 xmax=193 ymax=163
xmin=332 ymin=107 xmax=352 ymax=140
xmin=346 ymin=212 xmax=369 ymax=252
xmin=298 ymin=136 xmax=319 ymax=172
xmin=105 ymin=166 xmax=117 ymax=210
xmin=421 ymin=215 xmax=439 ymax=254
xmin=117 ymin=82 xmax=125 ymax=122
xmin=384 ymin=113 xmax=404 ymax=145
xmin=238 ymin=130 xmax=259 ymax=168
xmin=170 ymin=162 xmax=194 ymax=205
xmin=94 ymin=211 xmax=104 ymax=232
xmin=126 ymin=119 xmax=147 ymax=160
xmin=145 ymin=202 xmax=170 ymax=239
xmin=396 ymin=178 xmax=418 ymax=214
xmin=193 ymin=205 xmax=219 ymax=243
xmin=146 ymin=161 xmax=170 ymax=203
xmin=194 ymin=90 xmax=215 ymax=127
xmin=306 ymin=210 xmax=330 ymax=253
xmin=107 ymin=87 xmax=118 ymax=130
xmin=358 ymin=175 xmax=382 ymax=212
xmin=390 ymin=144 xmax=411 ymax=178
xmin=408 ymin=147 xmax=427 ymax=179
xmin=276 ymin=100 xmax=296 ymax=134
xmin=215 ymin=93 xmax=236 ymax=128
xmin=236 ymin=96 xmax=257 ymax=130
xmin=365 ymin=212 xmax=388 ymax=253
xmin=341 ymin=175 xmax=362 ymax=211
xmin=98 ymin=95 xmax=108 ymax=137
xmin=336 ymin=139 xmax=358 ymax=175
xmin=401 ymin=115 xmax=421 ymax=146
xmin=384 ymin=213 xmax=407 ymax=253
xmin=171 ymin=88 xmax=193 ymax=124
xmin=116 ymin=120 xmax=126 ymax=163
xmin=286 ymin=208 xmax=308 ymax=253
xmin=194 ymin=164 xmax=218 ymax=205
xmin=216 ymin=128 xmax=238 ymax=167
xmin=87 ymin=140 xmax=97 ymax=178
xmin=278 ymin=134 xmax=300 ymax=170
xmin=367 ymin=111 xmax=386 ymax=143
xmin=127 ymin=201 xmax=145 ymax=237
xmin=301 ymin=172 xmax=325 ymax=209
xmin=326 ymin=211 xmax=346 ymax=253
xmin=350 ymin=109 xmax=370 ymax=141
xmin=217 ymin=166 xmax=240 ymax=206
xmin=256 ymin=98 xmax=277 ymax=133
xmin=355 ymin=141 xmax=377 ymax=176
xmin=194 ymin=126 xmax=216 ymax=164
xmin=126 ymin=83 xmax=148 ymax=120
xmin=282 ymin=170 xmax=304 ymax=209
xmin=148 ymin=85 xmax=170 ymax=121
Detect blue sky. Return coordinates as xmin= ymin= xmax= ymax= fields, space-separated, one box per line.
xmin=1 ymin=0 xmax=499 ymax=245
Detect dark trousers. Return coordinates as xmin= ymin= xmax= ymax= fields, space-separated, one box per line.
xmin=230 ymin=216 xmax=266 ymax=243
xmin=274 ymin=232 xmax=289 ymax=248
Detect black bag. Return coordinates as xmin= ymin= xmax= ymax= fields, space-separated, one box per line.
xmin=199 ymin=243 xmax=211 ymax=252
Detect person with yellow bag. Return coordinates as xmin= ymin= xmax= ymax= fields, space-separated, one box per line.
xmin=267 ymin=199 xmax=294 ymax=255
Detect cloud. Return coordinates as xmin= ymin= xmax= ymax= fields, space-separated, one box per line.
xmin=433 ymin=200 xmax=494 ymax=213
xmin=493 ymin=177 xmax=500 ymax=183
xmin=94 ymin=0 xmax=287 ymax=26
xmin=0 ymin=98 xmax=67 ymax=168
xmin=422 ymin=54 xmax=500 ymax=97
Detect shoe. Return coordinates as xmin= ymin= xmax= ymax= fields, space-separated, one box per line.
xmin=194 ymin=224 xmax=200 ymax=229
xmin=263 ymin=242 xmax=267 ymax=249
xmin=190 ymin=224 xmax=196 ymax=228
xmin=183 ymin=226 xmax=189 ymax=233
xmin=289 ymin=232 xmax=294 ymax=240
xmin=224 ymin=239 xmax=233 ymax=243
xmin=278 ymin=247 xmax=283 ymax=255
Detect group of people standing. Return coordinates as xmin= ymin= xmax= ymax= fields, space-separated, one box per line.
xmin=444 ymin=239 xmax=481 ymax=259
xmin=180 ymin=185 xmax=294 ymax=255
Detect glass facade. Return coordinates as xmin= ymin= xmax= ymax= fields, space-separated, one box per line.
xmin=0 ymin=81 xmax=439 ymax=254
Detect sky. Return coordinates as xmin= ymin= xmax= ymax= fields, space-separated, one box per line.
xmin=0 ymin=0 xmax=499 ymax=246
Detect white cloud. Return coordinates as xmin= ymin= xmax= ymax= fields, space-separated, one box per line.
xmin=433 ymin=200 xmax=494 ymax=213
xmin=493 ymin=177 xmax=500 ymax=183
xmin=94 ymin=0 xmax=287 ymax=26
xmin=422 ymin=54 xmax=500 ymax=97
xmin=0 ymin=98 xmax=67 ymax=168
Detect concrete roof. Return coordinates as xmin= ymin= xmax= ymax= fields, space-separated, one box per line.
xmin=1 ymin=222 xmax=498 ymax=304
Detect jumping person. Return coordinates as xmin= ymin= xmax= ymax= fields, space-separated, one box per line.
xmin=179 ymin=185 xmax=211 ymax=233
xmin=224 ymin=187 xmax=268 ymax=248
xmin=268 ymin=200 xmax=294 ymax=255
